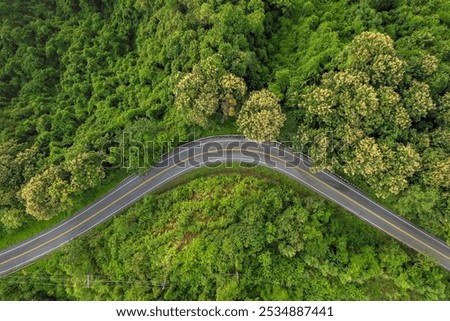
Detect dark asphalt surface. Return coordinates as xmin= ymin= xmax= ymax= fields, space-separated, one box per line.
xmin=1 ymin=136 xmax=449 ymax=276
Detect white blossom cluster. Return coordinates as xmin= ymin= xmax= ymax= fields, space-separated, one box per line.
xmin=237 ymin=89 xmax=286 ymax=142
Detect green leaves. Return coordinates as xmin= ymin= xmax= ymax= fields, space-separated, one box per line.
xmin=297 ymin=31 xmax=442 ymax=198
xmin=4 ymin=172 xmax=449 ymax=300
xmin=0 ymin=208 xmax=27 ymax=230
xmin=237 ymin=89 xmax=286 ymax=142
xmin=174 ymin=57 xmax=247 ymax=127
xmin=65 ymin=151 xmax=105 ymax=191
xmin=343 ymin=31 xmax=406 ymax=87
xmin=20 ymin=165 xmax=72 ymax=220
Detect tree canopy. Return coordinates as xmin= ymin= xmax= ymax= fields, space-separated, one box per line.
xmin=0 ymin=0 xmax=449 ymax=300
xmin=1 ymin=173 xmax=448 ymax=300
xmin=237 ymin=89 xmax=286 ymax=142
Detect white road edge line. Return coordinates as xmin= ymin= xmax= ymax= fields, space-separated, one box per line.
xmin=1 ymin=140 xmax=449 ymax=275
xmin=0 ymin=175 xmax=140 ymax=257
xmin=320 ymin=171 xmax=450 ymax=247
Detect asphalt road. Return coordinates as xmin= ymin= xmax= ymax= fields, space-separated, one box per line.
xmin=1 ymin=136 xmax=449 ymax=276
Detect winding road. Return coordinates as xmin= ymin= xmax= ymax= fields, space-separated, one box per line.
xmin=1 ymin=136 xmax=449 ymax=276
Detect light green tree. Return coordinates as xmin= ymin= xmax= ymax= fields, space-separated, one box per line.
xmin=343 ymin=31 xmax=406 ymax=87
xmin=0 ymin=208 xmax=27 ymax=230
xmin=20 ymin=165 xmax=72 ymax=220
xmin=237 ymin=89 xmax=286 ymax=142
xmin=65 ymin=152 xmax=105 ymax=192
xmin=174 ymin=58 xmax=221 ymax=127
xmin=220 ymin=73 xmax=247 ymax=117
xmin=174 ymin=57 xmax=247 ymax=127
xmin=298 ymin=31 xmax=436 ymax=197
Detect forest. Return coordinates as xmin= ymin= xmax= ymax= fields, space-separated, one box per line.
xmin=0 ymin=0 xmax=449 ymax=299
xmin=1 ymin=172 xmax=449 ymax=300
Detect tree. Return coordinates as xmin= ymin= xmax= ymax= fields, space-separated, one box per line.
xmin=343 ymin=139 xmax=421 ymax=198
xmin=20 ymin=165 xmax=72 ymax=220
xmin=237 ymin=89 xmax=286 ymax=142
xmin=404 ymin=81 xmax=436 ymax=120
xmin=65 ymin=152 xmax=105 ymax=192
xmin=421 ymin=149 xmax=450 ymax=189
xmin=0 ymin=151 xmax=20 ymax=206
xmin=394 ymin=185 xmax=445 ymax=237
xmin=174 ymin=57 xmax=247 ymax=127
xmin=220 ymin=73 xmax=247 ymax=117
xmin=174 ymin=57 xmax=222 ymax=127
xmin=0 ymin=141 xmax=41 ymax=207
xmin=342 ymin=31 xmax=406 ymax=87
xmin=298 ymin=31 xmax=437 ymax=197
xmin=0 ymin=208 xmax=27 ymax=230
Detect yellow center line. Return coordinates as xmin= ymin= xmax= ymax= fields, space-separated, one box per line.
xmin=1 ymin=146 xmax=449 ymax=268
xmin=0 ymin=152 xmax=195 ymax=266
xmin=247 ymin=148 xmax=450 ymax=261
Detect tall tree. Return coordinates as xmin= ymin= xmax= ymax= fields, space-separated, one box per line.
xmin=65 ymin=152 xmax=105 ymax=192
xmin=174 ymin=57 xmax=247 ymax=127
xmin=298 ymin=31 xmax=437 ymax=198
xmin=20 ymin=165 xmax=72 ymax=220
xmin=237 ymin=89 xmax=286 ymax=142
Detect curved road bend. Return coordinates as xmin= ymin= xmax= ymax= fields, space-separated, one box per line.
xmin=1 ymin=136 xmax=449 ymax=276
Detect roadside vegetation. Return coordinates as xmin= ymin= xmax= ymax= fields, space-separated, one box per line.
xmin=0 ymin=0 xmax=449 ymax=299
xmin=1 ymin=172 xmax=449 ymax=300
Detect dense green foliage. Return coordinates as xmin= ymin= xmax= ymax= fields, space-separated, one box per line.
xmin=0 ymin=0 xmax=449 ymax=300
xmin=265 ymin=1 xmax=450 ymax=241
xmin=1 ymin=0 xmax=272 ymax=231
xmin=1 ymin=173 xmax=448 ymax=300
xmin=237 ymin=89 xmax=286 ymax=142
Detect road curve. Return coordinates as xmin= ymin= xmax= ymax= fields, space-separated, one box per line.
xmin=1 ymin=136 xmax=450 ymax=276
